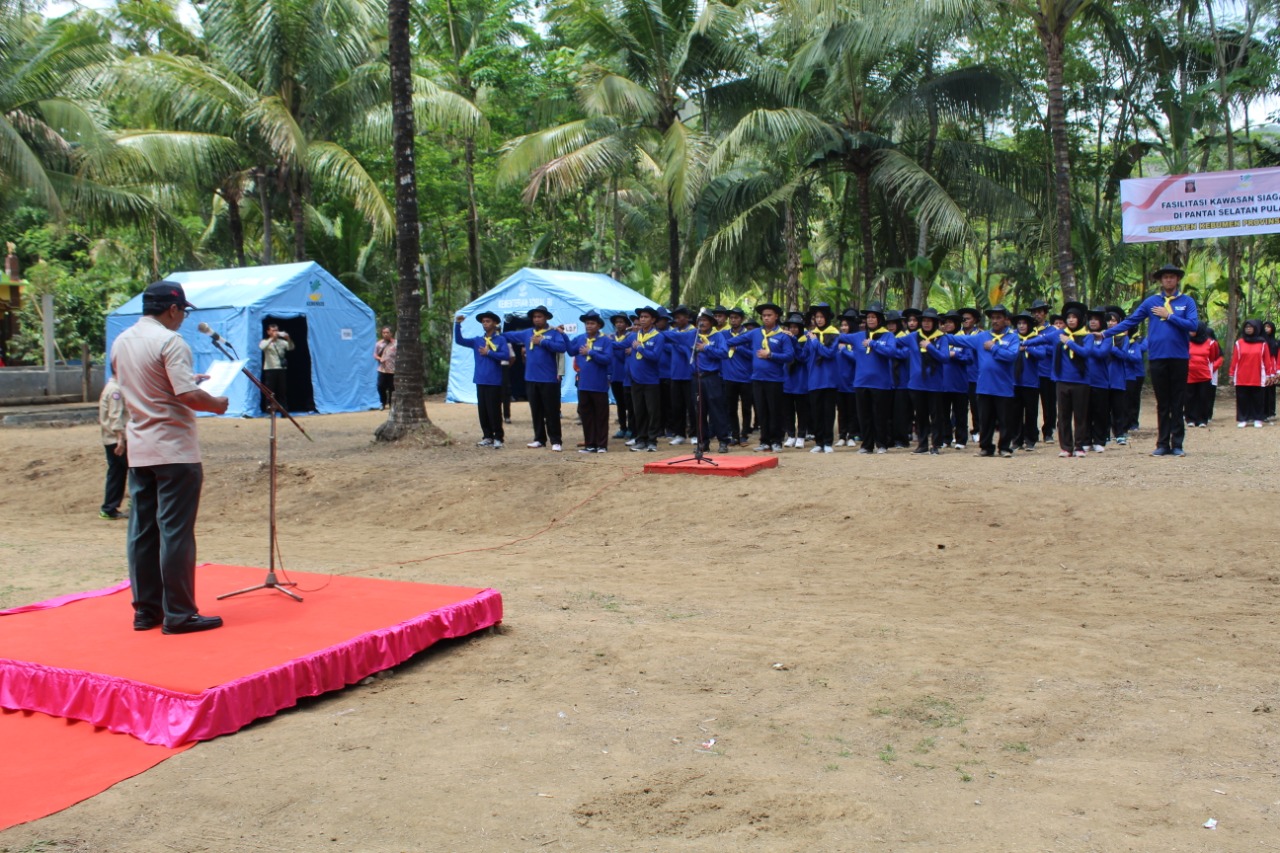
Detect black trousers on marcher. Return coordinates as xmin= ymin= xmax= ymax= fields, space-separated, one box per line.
xmin=262 ymin=368 xmax=288 ymax=411
xmin=577 ymin=390 xmax=610 ymax=449
xmin=837 ymin=391 xmax=858 ymax=441
xmin=377 ymin=372 xmax=395 ymax=408
xmin=610 ymin=381 xmax=631 ymax=432
xmin=977 ymin=393 xmax=1015 ymax=454
xmin=659 ymin=379 xmax=673 ymax=435
xmin=102 ymin=444 xmax=128 ymax=514
xmin=809 ymin=388 xmax=837 ymax=448
xmin=631 ymin=383 xmax=662 ymax=445
xmin=753 ymin=380 xmax=785 ymax=446
xmin=1237 ymin=385 xmax=1266 ymax=422
xmin=1110 ymin=388 xmax=1129 ymax=438
xmin=783 ymin=392 xmax=809 ymax=439
xmin=967 ymin=383 xmax=980 ymax=436
xmin=910 ymin=390 xmax=945 ymax=451
xmin=1013 ymin=385 xmax=1040 ymax=448
xmin=1265 ymin=384 xmax=1277 ymax=419
xmin=855 ymin=387 xmax=892 ymax=451
xmin=1126 ymin=377 xmax=1143 ymax=430
xmin=724 ymin=380 xmax=752 ymax=441
xmin=1056 ymin=382 xmax=1090 ymax=452
xmin=670 ymin=379 xmax=693 ymax=438
xmin=945 ymin=392 xmax=968 ymax=445
xmin=892 ymin=388 xmax=913 ymax=446
xmin=1038 ymin=376 xmax=1057 ymax=440
xmin=1148 ymin=358 xmax=1189 ymax=451
xmin=1184 ymin=381 xmax=1213 ymax=426
xmin=477 ymin=383 xmax=504 ymax=441
xmin=693 ymin=372 xmax=728 ymax=445
xmin=526 ymin=380 xmax=562 ymax=444
xmin=128 ymin=462 xmax=203 ymax=628
xmin=1087 ymin=386 xmax=1110 ymax=447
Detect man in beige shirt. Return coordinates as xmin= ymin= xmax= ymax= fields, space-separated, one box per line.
xmin=97 ymin=376 xmax=129 ymax=520
xmin=110 ymin=281 xmax=229 ymax=635
xmin=259 ymin=323 xmax=294 ymax=411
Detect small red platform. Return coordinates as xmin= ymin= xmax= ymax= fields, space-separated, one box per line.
xmin=643 ymin=454 xmax=778 ymax=477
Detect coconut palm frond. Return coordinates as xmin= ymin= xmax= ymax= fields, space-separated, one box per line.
xmin=306 ymin=141 xmax=393 ymax=237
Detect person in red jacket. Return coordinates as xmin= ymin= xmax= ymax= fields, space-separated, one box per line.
xmin=1184 ymin=323 xmax=1222 ymax=428
xmin=1231 ymin=319 xmax=1277 ymax=428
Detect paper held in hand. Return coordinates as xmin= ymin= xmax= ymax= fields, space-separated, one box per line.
xmin=199 ymin=359 xmax=247 ymax=398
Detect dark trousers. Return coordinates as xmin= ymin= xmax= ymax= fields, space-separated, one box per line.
xmin=1237 ymin=385 xmax=1265 ymax=422
xmin=753 ymin=380 xmax=785 ymax=446
xmin=855 ymin=387 xmax=892 ymax=450
xmin=1265 ymin=384 xmax=1277 ymax=419
xmin=128 ymin=462 xmax=203 ymax=627
xmin=610 ymin=381 xmax=631 ymax=432
xmin=1056 ymin=382 xmax=1090 ymax=452
xmin=377 ymin=372 xmax=395 ymax=408
xmin=1184 ymin=381 xmax=1213 ymax=426
xmin=102 ymin=444 xmax=128 ymax=514
xmin=837 ymin=391 xmax=858 ymax=441
xmin=809 ymin=388 xmax=837 ymax=447
xmin=977 ymin=393 xmax=1015 ymax=454
xmin=670 ymin=379 xmax=693 ymax=437
xmin=631 ymin=383 xmax=662 ymax=445
xmin=945 ymin=392 xmax=968 ymax=445
xmin=1148 ymin=358 xmax=1189 ymax=450
xmin=477 ymin=384 xmax=504 ymax=441
xmin=262 ymin=368 xmax=288 ymax=412
xmin=526 ymin=380 xmax=562 ymax=444
xmin=501 ymin=364 xmax=512 ymax=419
xmin=967 ymin=383 xmax=980 ymax=436
xmin=1087 ymin=386 xmax=1110 ymax=446
xmin=693 ymin=372 xmax=728 ymax=444
xmin=1013 ymin=386 xmax=1040 ymax=448
xmin=1110 ymin=388 xmax=1129 ymax=438
xmin=724 ymin=380 xmax=752 ymax=441
xmin=659 ymin=378 xmax=672 ymax=435
xmin=891 ymin=388 xmax=913 ymax=446
xmin=910 ymin=390 xmax=945 ymax=451
xmin=783 ymin=392 xmax=808 ymax=439
xmin=1038 ymin=376 xmax=1056 ymax=440
xmin=1126 ymin=377 xmax=1144 ymax=430
xmin=577 ymin=390 xmax=610 ymax=449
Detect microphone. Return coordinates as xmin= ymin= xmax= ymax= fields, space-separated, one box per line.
xmin=197 ymin=322 xmax=223 ymax=343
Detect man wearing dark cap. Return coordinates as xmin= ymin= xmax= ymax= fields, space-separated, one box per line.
xmin=1103 ymin=264 xmax=1198 ymax=456
xmin=503 ymin=305 xmax=570 ymax=451
xmin=617 ymin=305 xmax=665 ymax=451
xmin=110 ymin=282 xmax=229 ymax=634
xmin=721 ymin=307 xmax=754 ymax=445
xmin=942 ymin=304 xmax=1019 ymax=457
xmin=569 ymin=311 xmax=615 ymax=453
xmin=454 ymin=311 xmax=509 ymax=448
xmin=723 ymin=302 xmax=795 ymax=451
xmin=1028 ymin=298 xmax=1056 ymax=444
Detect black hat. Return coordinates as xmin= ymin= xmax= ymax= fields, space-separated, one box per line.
xmin=1049 ymin=313 xmax=1064 ymax=324
xmin=840 ymin=306 xmax=861 ymax=320
xmin=984 ymin=303 xmax=1010 ymax=317
xmin=728 ymin=306 xmax=746 ymax=318
xmin=884 ymin=310 xmax=903 ymax=324
xmin=579 ymin=310 xmax=604 ymax=325
xmin=1086 ymin=305 xmax=1107 ymax=317
xmin=1152 ymin=263 xmax=1185 ymax=281
xmin=744 ymin=319 xmax=761 ymax=329
xmin=1105 ymin=304 xmax=1125 ymax=322
xmin=635 ymin=305 xmax=660 ymax=318
xmin=1011 ymin=311 xmax=1034 ymax=325
xmin=672 ymin=304 xmax=693 ymax=318
xmin=863 ymin=302 xmax=886 ymax=319
xmin=957 ymin=306 xmax=980 ymax=320
xmin=142 ymin=280 xmax=195 ymax=311
xmin=475 ymin=310 xmax=500 ymax=324
xmin=901 ymin=307 xmax=923 ymax=319
xmin=697 ymin=310 xmax=716 ymax=324
xmin=1029 ymin=298 xmax=1052 ymax=312
xmin=806 ymin=302 xmax=834 ymax=321
xmin=783 ymin=311 xmax=806 ymax=327
xmin=655 ymin=306 xmax=672 ymax=321
xmin=610 ymin=312 xmax=630 ymax=325
xmin=754 ymin=302 xmax=783 ymax=316
xmin=528 ymin=304 xmax=553 ymax=319
xmin=1061 ymin=301 xmax=1088 ymax=318
xmin=941 ymin=310 xmax=962 ymax=325
xmin=711 ymin=304 xmax=729 ymax=315
xmin=919 ymin=307 xmax=941 ymax=321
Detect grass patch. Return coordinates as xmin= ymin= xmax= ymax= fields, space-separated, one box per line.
xmin=878 ymin=744 xmax=898 ymax=763
xmin=912 ymin=737 xmax=937 ymax=754
xmin=1003 ymin=741 xmax=1030 ymax=753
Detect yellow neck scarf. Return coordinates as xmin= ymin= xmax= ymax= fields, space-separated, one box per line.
xmin=482 ymin=334 xmax=498 ymax=352
xmin=1160 ymin=292 xmax=1176 ymax=321
xmin=530 ymin=327 xmax=550 ymax=346
xmin=918 ymin=328 xmax=943 ymax=352
xmin=1018 ymin=330 xmax=1036 ymax=358
xmin=810 ymin=325 xmax=839 ymax=343
xmin=1063 ymin=325 xmax=1088 ymax=358
xmin=761 ymin=326 xmax=784 ymax=353
xmin=634 ymin=328 xmax=658 ymax=359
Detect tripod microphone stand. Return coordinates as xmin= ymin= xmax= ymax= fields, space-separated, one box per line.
xmin=206 ymin=336 xmax=312 ymax=602
xmin=665 ymin=337 xmax=718 ymax=467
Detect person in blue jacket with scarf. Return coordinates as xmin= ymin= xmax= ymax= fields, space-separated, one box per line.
xmin=834 ymin=308 xmax=861 ymax=446
xmin=837 ymin=303 xmax=904 ymax=454
xmin=454 ymin=311 xmax=509 ymax=448
xmin=1122 ymin=327 xmax=1148 ymax=434
xmin=781 ymin=312 xmax=810 ymax=448
xmin=721 ymin=307 xmax=755 ymax=446
xmin=1010 ymin=311 xmax=1043 ymax=452
xmin=609 ymin=312 xmax=633 ymax=440
xmin=1035 ymin=301 xmax=1092 ymax=457
xmin=570 ymin=311 xmax=614 ymax=453
xmin=1103 ymin=264 xmax=1198 ymax=456
xmin=503 ymin=305 xmax=569 ymax=451
xmin=690 ymin=310 xmax=731 ymax=453
xmin=723 ymin=302 xmax=795 ymax=452
xmin=618 ymin=305 xmax=665 ymax=452
xmin=803 ymin=303 xmax=841 ymax=453
xmin=942 ymin=304 xmax=1019 ymax=457
xmin=901 ymin=307 xmax=947 ymax=454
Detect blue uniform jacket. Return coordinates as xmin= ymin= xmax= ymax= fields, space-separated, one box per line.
xmin=661 ymin=327 xmax=697 ymax=381
xmin=692 ymin=331 xmax=728 ymax=374
xmin=928 ymin=340 xmax=972 ymax=394
xmin=505 ymin=327 xmax=568 ymax=384
xmin=944 ymin=330 xmax=1019 ymax=397
xmin=1012 ymin=333 xmax=1042 ymax=389
xmin=721 ymin=328 xmax=754 ymax=383
xmin=836 ymin=342 xmax=858 ymax=393
xmin=960 ymin=330 xmax=981 ymax=384
xmin=839 ymin=330 xmax=904 ymax=390
xmin=1083 ymin=336 xmax=1110 ymax=389
xmin=1103 ymin=292 xmax=1198 ymax=359
xmin=722 ymin=327 xmax=795 ymax=383
xmin=903 ymin=331 xmax=946 ymax=393
xmin=1105 ymin=335 xmax=1134 ymax=390
xmin=1036 ymin=328 xmax=1091 ymax=384
xmin=454 ymin=325 xmax=508 ymax=387
xmin=618 ymin=330 xmax=665 ymax=385
xmin=570 ymin=333 xmax=614 ymax=393
xmin=805 ymin=329 xmax=841 ymax=391
xmin=784 ymin=337 xmax=809 ymax=394
xmin=1123 ymin=337 xmax=1147 ymax=380
xmin=1034 ymin=327 xmax=1055 ymax=379
xmin=610 ymin=332 xmax=631 ymax=386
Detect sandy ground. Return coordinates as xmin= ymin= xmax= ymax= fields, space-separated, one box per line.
xmin=1 ymin=393 xmax=1278 ymax=852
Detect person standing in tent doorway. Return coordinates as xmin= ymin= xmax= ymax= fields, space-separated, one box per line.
xmin=503 ymin=305 xmax=569 ymax=451
xmin=374 ymin=326 xmax=396 ymax=410
xmin=259 ymin=323 xmax=294 ymax=412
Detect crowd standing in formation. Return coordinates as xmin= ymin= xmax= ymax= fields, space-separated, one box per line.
xmin=452 ymin=264 xmax=1279 ymax=457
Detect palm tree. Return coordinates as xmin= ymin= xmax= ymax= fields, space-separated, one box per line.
xmin=499 ymin=0 xmax=756 ymax=307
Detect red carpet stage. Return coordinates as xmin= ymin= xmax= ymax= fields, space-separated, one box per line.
xmin=0 ymin=564 xmax=504 ymax=748
xmin=643 ymin=454 xmax=779 ymax=477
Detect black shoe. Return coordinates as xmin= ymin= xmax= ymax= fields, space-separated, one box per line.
xmin=929 ymin=448 xmax=940 ymax=455
xmin=718 ymin=441 xmax=730 ymax=454
xmin=133 ymin=611 xmax=161 ymax=631
xmin=162 ymin=614 xmax=224 ymax=635
xmin=99 ymin=509 xmax=128 ymax=520
xmin=976 ymin=450 xmax=995 ymax=457
xmin=912 ymin=446 xmax=929 ymax=454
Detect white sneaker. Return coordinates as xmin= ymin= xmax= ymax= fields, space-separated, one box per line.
xmin=1238 ymin=422 xmax=1247 ymax=428
xmin=823 ymin=445 xmax=834 ymax=454
xmin=596 ymin=447 xmax=607 ymax=453
xmin=527 ymin=441 xmax=544 ymax=448
xmin=551 ymin=443 xmax=563 ymax=452
xmin=771 ymin=443 xmax=783 ymax=452
xmin=783 ymin=437 xmax=796 ymax=447
xmin=625 ymin=437 xmax=637 ymax=446
xmin=970 ymin=433 xmax=979 ymax=443
xmin=953 ymin=442 xmax=964 ymax=450
xmin=670 ymin=436 xmax=685 ymax=445
xmin=810 ymin=444 xmax=823 ymax=453
xmin=1058 ymin=450 xmax=1071 ymax=458
xmin=834 ymin=438 xmax=846 ymax=447
xmin=794 ymin=438 xmax=805 ymax=449
xmin=476 ymin=438 xmax=493 ymax=447
xmin=493 ymin=440 xmax=503 ymax=449
xmin=875 ymin=447 xmax=887 ymax=454
xmin=1255 ymin=421 xmax=1264 ymax=428
xmin=1092 ymin=444 xmax=1105 ymax=453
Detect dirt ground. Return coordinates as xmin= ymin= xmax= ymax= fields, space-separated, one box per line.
xmin=1 ymin=393 xmax=1278 ymax=852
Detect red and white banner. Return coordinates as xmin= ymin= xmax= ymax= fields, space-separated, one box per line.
xmin=1120 ymin=166 xmax=1280 ymax=243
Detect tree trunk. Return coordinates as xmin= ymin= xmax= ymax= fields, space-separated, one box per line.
xmin=855 ymin=165 xmax=876 ymax=304
xmin=611 ymin=174 xmax=622 ymax=279
xmin=463 ymin=133 xmax=483 ymax=299
xmin=667 ymin=201 xmax=680 ymax=308
xmin=291 ymin=170 xmax=306 ymax=261
xmin=376 ymin=0 xmax=436 ymax=441
xmin=1041 ymin=27 xmax=1078 ymax=302
xmin=783 ymin=202 xmax=800 ymax=312
xmin=259 ymin=167 xmax=274 ymax=265
xmin=225 ymin=190 xmax=246 ymax=267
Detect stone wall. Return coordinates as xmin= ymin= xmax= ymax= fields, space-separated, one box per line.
xmin=0 ymin=366 xmax=105 ymax=404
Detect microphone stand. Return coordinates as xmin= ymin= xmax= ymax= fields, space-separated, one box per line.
xmin=205 ymin=335 xmax=312 ymax=603
xmin=665 ymin=333 xmax=718 ymax=467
